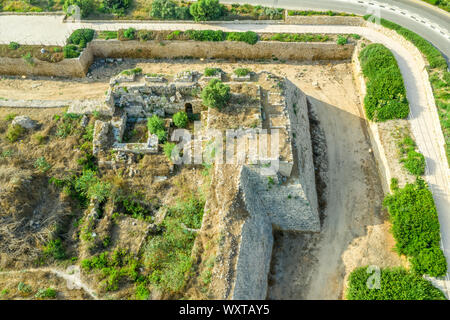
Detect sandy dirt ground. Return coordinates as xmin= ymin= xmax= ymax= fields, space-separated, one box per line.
xmin=265 ymin=61 xmax=405 ymax=300
xmin=0 ymin=59 xmax=405 ymax=300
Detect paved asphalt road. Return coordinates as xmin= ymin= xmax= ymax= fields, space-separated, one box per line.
xmin=221 ymin=0 xmax=450 ymax=64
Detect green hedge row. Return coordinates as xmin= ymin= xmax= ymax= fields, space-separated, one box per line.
xmin=384 ymin=178 xmax=447 ymax=277
xmin=63 ymin=29 xmax=95 ymax=59
xmin=347 ymin=266 xmax=446 ymax=300
xmin=363 ymin=15 xmax=450 ymax=165
xmin=359 ymin=43 xmax=410 ymax=121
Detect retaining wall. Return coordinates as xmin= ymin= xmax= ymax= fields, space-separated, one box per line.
xmin=0 ymin=40 xmax=355 ymax=78
xmin=351 ymin=43 xmax=392 ymax=194
xmin=285 ymin=15 xmax=365 ymax=26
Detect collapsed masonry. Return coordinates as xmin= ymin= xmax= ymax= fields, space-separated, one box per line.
xmin=70 ymin=69 xmax=319 ymax=299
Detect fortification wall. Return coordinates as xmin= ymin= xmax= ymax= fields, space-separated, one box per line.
xmin=284 ymin=79 xmax=319 ymax=217
xmin=89 ymin=39 xmax=355 ymax=61
xmin=0 ymin=40 xmax=354 ymax=78
xmin=232 ymin=166 xmax=273 ymax=300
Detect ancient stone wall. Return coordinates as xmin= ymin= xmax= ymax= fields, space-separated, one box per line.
xmin=284 ymin=79 xmax=319 ymax=217
xmin=90 ymin=39 xmax=355 ymax=61
xmin=0 ymin=40 xmax=354 ymax=78
xmin=285 ymin=14 xmax=365 ymax=26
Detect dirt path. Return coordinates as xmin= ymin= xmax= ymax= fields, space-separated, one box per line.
xmin=267 ymin=65 xmax=404 ymax=299
xmin=0 ymin=267 xmax=98 ymax=300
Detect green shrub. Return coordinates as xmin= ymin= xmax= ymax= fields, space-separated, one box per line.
xmin=411 ymin=247 xmax=448 ymax=277
xmin=201 ymin=79 xmax=231 ymax=109
xmin=120 ymin=67 xmax=142 ymax=75
xmin=383 ymin=178 xmax=447 ymax=276
xmin=143 ymin=217 xmax=196 ymax=294
xmin=17 ymin=282 xmax=32 ymax=294
xmin=287 ymin=10 xmax=355 ymax=16
xmin=167 ymin=194 xmax=205 ymax=229
xmin=98 ymin=31 xmax=118 ymax=40
xmin=189 ymin=0 xmax=224 ymax=21
xmin=172 ymin=111 xmax=188 ymax=128
xmin=147 ymin=115 xmax=165 ymax=134
xmin=184 ymin=29 xmax=225 ymax=41
xmin=150 ymin=0 xmax=177 ymax=19
xmin=6 ymin=124 xmax=25 ymax=142
xmin=336 ymin=35 xmax=347 ymax=45
xmin=155 ymin=129 xmax=167 ymax=143
xmin=63 ymin=44 xmax=81 ymax=59
xmin=4 ymin=113 xmax=16 ymax=121
xmin=226 ymin=31 xmax=258 ymax=45
xmin=63 ymin=0 xmax=96 ymax=18
xmin=346 ymin=266 xmax=445 ymax=300
xmin=101 ymin=0 xmax=130 ymax=15
xmin=8 ymin=42 xmax=19 ymax=50
xmin=34 ymin=156 xmax=52 ymax=173
xmin=123 ymin=27 xmax=136 ymax=40
xmin=359 ymin=44 xmax=409 ymax=121
xmin=22 ymin=52 xmax=34 ymax=66
xmin=43 ymin=239 xmax=66 ymax=260
xmin=233 ymin=68 xmax=250 ymax=77
xmin=135 ymin=283 xmax=150 ymax=300
xmin=401 ymin=150 xmax=426 ymax=176
xmin=163 ymin=142 xmax=179 ymax=162
xmin=35 ymin=288 xmax=57 ymax=299
xmin=74 ymin=170 xmax=111 ymax=202
xmin=204 ymin=67 xmax=221 ymax=77
xmin=67 ymin=29 xmax=95 ymax=48
xmin=264 ymin=33 xmax=329 ymax=42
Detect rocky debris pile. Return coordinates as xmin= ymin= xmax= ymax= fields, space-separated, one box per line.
xmin=11 ymin=115 xmax=37 ymax=130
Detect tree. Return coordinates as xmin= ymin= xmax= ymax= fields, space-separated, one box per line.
xmin=150 ymin=0 xmax=177 ymax=19
xmin=102 ymin=0 xmax=131 ymax=15
xmin=201 ymin=79 xmax=230 ymax=109
xmin=189 ymin=0 xmax=224 ymax=21
xmin=147 ymin=115 xmax=165 ymax=133
xmin=63 ymin=0 xmax=96 ymax=18
xmin=172 ymin=111 xmax=188 ymax=128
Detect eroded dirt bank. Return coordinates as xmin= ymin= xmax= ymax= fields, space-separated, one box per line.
xmin=267 ymin=63 xmax=404 ymax=300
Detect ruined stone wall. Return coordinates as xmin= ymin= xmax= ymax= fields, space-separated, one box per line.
xmin=284 ymin=79 xmax=319 ymax=217
xmin=0 ymin=40 xmax=354 ymax=78
xmin=90 ymin=39 xmax=355 ymax=61
xmin=285 ymin=14 xmax=365 ymax=26
xmin=0 ymin=53 xmax=91 ymax=77
xmin=231 ymin=166 xmax=274 ymax=300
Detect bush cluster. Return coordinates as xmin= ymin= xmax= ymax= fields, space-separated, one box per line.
xmin=63 ymin=0 xmax=95 ymax=18
xmin=384 ymin=178 xmax=447 ymax=277
xmin=201 ymin=79 xmax=231 ymax=109
xmin=189 ymin=0 xmax=224 ymax=21
xmin=225 ymin=31 xmax=258 ymax=45
xmin=346 ymin=266 xmax=445 ymax=300
xmin=172 ymin=111 xmax=188 ymax=128
xmin=150 ymin=0 xmax=191 ymax=20
xmin=263 ymin=33 xmax=329 ymax=42
xmin=67 ymin=29 xmax=95 ymax=48
xmin=363 ymin=15 xmax=449 ymax=164
xmin=233 ymin=68 xmax=250 ymax=77
xmin=359 ymin=43 xmax=410 ymax=121
xmin=147 ymin=115 xmax=167 ymax=143
xmin=288 ymin=10 xmax=356 ymax=16
xmin=398 ymin=135 xmax=426 ymax=176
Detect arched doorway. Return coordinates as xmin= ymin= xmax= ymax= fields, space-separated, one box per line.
xmin=185 ymin=103 xmax=193 ymax=114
